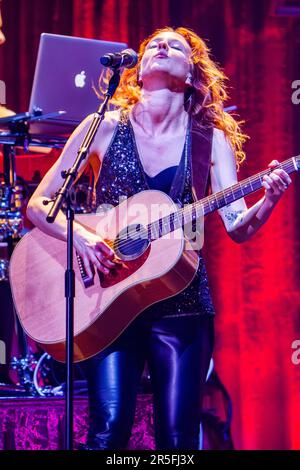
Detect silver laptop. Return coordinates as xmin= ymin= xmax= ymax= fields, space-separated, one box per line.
xmin=29 ymin=33 xmax=127 ymax=137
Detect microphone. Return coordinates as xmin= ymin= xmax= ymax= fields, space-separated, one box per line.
xmin=100 ymin=48 xmax=138 ymax=69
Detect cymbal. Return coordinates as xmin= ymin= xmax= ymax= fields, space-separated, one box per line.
xmin=0 ymin=109 xmax=68 ymax=148
xmin=0 ymin=132 xmax=67 ymax=148
xmin=0 ymin=110 xmax=66 ymax=125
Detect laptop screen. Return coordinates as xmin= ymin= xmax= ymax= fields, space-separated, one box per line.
xmin=29 ymin=33 xmax=128 ymax=136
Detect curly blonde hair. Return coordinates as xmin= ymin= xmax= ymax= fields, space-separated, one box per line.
xmin=101 ymin=27 xmax=248 ymax=167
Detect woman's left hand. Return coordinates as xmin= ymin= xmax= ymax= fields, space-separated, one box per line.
xmin=262 ymin=160 xmax=292 ymax=205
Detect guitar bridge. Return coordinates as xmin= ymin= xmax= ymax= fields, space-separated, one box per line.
xmin=76 ymin=252 xmax=94 ymax=288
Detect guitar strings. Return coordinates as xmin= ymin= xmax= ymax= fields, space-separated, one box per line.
xmin=106 ymin=159 xmax=296 ymax=255
xmin=110 ymin=159 xmax=295 ymax=254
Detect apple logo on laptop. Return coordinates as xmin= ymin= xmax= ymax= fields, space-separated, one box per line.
xmin=75 ymin=71 xmax=86 ymax=88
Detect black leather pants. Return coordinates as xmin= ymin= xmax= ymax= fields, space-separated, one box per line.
xmin=81 ymin=312 xmax=214 ymax=450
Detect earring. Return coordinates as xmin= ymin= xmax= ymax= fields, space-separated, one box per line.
xmin=185 ymin=73 xmax=193 ymax=86
xmin=137 ymin=71 xmax=143 ymax=87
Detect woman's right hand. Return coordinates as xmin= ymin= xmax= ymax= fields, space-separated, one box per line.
xmin=74 ymin=225 xmax=118 ymax=279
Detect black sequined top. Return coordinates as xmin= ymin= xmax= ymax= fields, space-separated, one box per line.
xmin=95 ymin=111 xmax=215 ymax=317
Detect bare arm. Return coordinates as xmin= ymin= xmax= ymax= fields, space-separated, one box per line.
xmin=27 ymin=114 xmax=96 ymax=239
xmin=210 ymin=128 xmax=292 ymax=243
xmin=27 ymin=111 xmax=120 ymax=277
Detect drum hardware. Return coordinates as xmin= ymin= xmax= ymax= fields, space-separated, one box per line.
xmin=10 ymin=351 xmax=86 ymax=398
xmin=0 ymin=110 xmax=68 ymax=242
xmin=0 ymin=258 xmax=9 ymax=281
xmin=32 ymin=352 xmax=87 ymax=397
xmin=0 ymin=242 xmax=9 ymax=281
xmin=69 ymin=180 xmax=94 ymax=214
xmin=0 ymin=111 xmax=67 ymax=392
xmin=0 ymin=108 xmax=67 ymax=136
xmin=0 ymin=111 xmax=92 ymax=397
xmin=33 ymin=353 xmax=62 ymax=397
xmin=10 ymin=348 xmax=88 ymax=397
xmin=0 ymin=180 xmax=12 ymax=210
xmin=10 ymin=354 xmax=39 ymax=395
xmin=0 ymin=210 xmax=23 ymax=241
xmin=0 ymin=111 xmax=67 ymax=244
xmin=0 ymin=172 xmax=30 ymax=243
xmin=9 ymin=297 xmax=40 ymax=395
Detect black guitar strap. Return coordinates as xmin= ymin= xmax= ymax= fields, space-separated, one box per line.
xmin=169 ymin=120 xmax=213 ymax=203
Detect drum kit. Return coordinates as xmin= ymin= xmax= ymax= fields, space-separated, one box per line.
xmin=0 ymin=111 xmax=91 ymax=396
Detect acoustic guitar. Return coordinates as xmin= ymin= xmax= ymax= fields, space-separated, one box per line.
xmin=9 ymin=156 xmax=299 ymax=362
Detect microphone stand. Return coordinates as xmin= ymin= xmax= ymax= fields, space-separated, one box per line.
xmin=0 ymin=115 xmax=66 ymax=393
xmin=44 ymin=68 xmax=121 ymax=450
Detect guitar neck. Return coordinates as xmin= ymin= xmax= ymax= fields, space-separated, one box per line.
xmin=147 ymin=156 xmax=300 ymax=240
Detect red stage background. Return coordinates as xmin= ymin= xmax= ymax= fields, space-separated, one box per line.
xmin=1 ymin=0 xmax=300 ymax=450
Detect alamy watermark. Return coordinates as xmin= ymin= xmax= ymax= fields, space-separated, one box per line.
xmin=291 ymin=340 xmax=300 ymax=365
xmin=0 ymin=339 xmax=6 ymax=365
xmin=95 ymin=196 xmax=205 ymax=251
xmin=0 ymin=79 xmax=6 ymax=105
xmin=291 ymin=80 xmax=300 ymax=105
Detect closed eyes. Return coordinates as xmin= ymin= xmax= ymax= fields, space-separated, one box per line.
xmin=147 ymin=41 xmax=185 ymax=52
xmin=171 ymin=44 xmax=183 ymax=50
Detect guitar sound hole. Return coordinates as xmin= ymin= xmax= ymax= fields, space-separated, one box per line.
xmin=114 ymin=224 xmax=150 ymax=261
